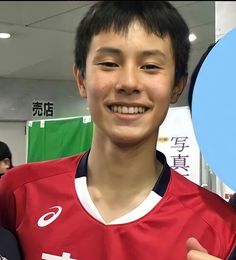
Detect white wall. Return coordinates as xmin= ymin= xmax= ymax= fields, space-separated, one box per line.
xmin=0 ymin=78 xmax=89 ymax=121
xmin=215 ymin=1 xmax=236 ymax=41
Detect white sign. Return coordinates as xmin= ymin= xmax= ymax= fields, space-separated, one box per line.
xmin=157 ymin=106 xmax=200 ymax=185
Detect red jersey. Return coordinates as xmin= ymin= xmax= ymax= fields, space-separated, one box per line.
xmin=0 ymin=151 xmax=235 ymax=260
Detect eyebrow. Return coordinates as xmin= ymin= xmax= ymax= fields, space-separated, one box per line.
xmin=96 ymin=47 xmax=166 ymax=60
xmin=96 ymin=47 xmax=122 ymax=55
xmin=142 ymin=50 xmax=166 ymax=59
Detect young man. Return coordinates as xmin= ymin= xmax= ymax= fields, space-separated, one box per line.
xmin=0 ymin=2 xmax=235 ymax=260
xmin=0 ymin=141 xmax=22 ymax=259
xmin=0 ymin=141 xmax=13 ymax=178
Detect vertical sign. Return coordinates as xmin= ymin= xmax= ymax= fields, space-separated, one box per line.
xmin=157 ymin=106 xmax=200 ymax=185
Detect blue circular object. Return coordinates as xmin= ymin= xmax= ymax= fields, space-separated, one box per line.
xmin=192 ymin=27 xmax=236 ymax=192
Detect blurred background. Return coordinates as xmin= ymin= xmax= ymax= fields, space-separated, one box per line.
xmin=0 ymin=1 xmax=215 ymax=112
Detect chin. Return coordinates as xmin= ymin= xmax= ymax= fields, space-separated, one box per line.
xmin=110 ymin=132 xmax=152 ymax=148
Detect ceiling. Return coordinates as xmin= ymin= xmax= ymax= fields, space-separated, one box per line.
xmin=0 ymin=1 xmax=215 ymax=106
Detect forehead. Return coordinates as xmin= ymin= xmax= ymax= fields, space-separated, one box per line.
xmin=89 ymin=21 xmax=174 ymax=59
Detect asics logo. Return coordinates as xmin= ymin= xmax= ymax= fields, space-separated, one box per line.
xmin=38 ymin=206 xmax=62 ymax=227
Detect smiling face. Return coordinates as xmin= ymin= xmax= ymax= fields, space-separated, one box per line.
xmin=74 ymin=21 xmax=186 ymax=146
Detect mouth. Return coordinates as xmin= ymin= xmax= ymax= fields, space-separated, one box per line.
xmin=107 ymin=105 xmax=148 ymax=114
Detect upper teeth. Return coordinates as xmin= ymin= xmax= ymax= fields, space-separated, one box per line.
xmin=110 ymin=105 xmax=146 ymax=114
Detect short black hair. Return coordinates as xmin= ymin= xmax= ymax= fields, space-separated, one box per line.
xmin=74 ymin=1 xmax=190 ymax=85
xmin=0 ymin=141 xmax=13 ymax=169
xmin=188 ymin=42 xmax=217 ymax=112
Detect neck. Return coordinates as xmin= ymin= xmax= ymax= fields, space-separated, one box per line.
xmin=87 ymin=132 xmax=162 ymax=195
xmin=85 ymin=130 xmax=163 ymax=223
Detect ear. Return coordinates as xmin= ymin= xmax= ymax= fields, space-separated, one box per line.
xmin=170 ymin=75 xmax=188 ymax=104
xmin=73 ymin=64 xmax=87 ymax=98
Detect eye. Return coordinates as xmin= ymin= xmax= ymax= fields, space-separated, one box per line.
xmin=141 ymin=64 xmax=160 ymax=71
xmin=98 ymin=62 xmax=119 ymax=68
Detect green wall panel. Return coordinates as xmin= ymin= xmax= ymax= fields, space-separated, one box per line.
xmin=27 ymin=116 xmax=93 ymax=162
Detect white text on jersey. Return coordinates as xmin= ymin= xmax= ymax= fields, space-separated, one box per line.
xmin=41 ymin=252 xmax=77 ymax=260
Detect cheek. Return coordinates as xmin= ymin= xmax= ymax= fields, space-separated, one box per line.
xmin=85 ymin=77 xmax=111 ymax=113
xmin=86 ymin=71 xmax=115 ymax=99
xmin=86 ymin=82 xmax=107 ymax=101
xmin=148 ymin=78 xmax=173 ymax=103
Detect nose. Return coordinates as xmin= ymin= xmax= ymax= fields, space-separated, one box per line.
xmin=115 ymin=65 xmax=140 ymax=95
